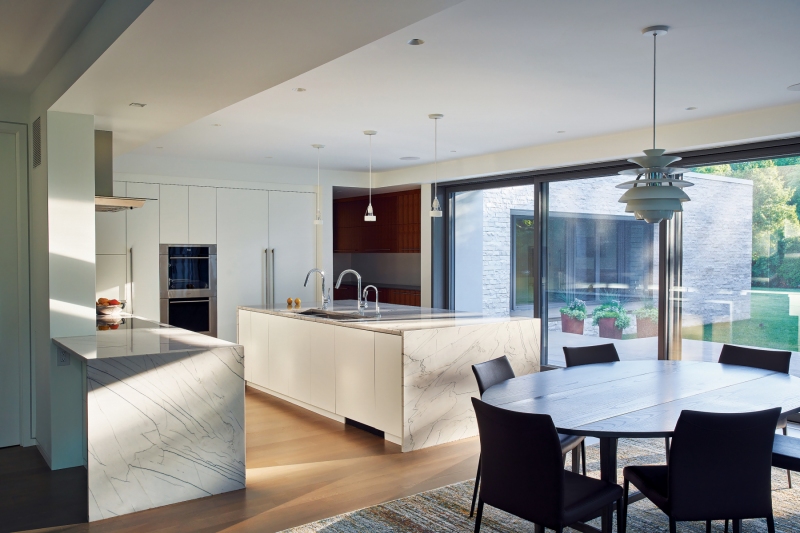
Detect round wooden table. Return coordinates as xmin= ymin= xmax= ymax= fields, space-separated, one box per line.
xmin=482 ymin=360 xmax=800 ymax=533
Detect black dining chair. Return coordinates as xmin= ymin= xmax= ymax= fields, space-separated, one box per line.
xmin=719 ymin=343 xmax=793 ymax=487
xmin=622 ymin=408 xmax=781 ymax=533
xmin=469 ymin=356 xmax=586 ymax=518
xmin=472 ymin=398 xmax=623 ymax=533
xmin=563 ymin=343 xmax=620 ymax=367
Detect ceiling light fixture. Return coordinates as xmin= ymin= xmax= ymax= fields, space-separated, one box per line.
xmin=212 ymin=123 xmax=221 ymax=127
xmin=129 ymin=102 xmax=146 ymax=107
xmin=557 ymin=130 xmax=566 ymax=134
xmin=685 ymin=106 xmax=697 ymax=111
xmin=364 ymin=130 xmax=377 ymax=222
xmin=407 ymin=39 xmax=424 ymax=45
xmin=788 ymin=83 xmax=800 ymax=92
xmin=292 ymin=87 xmax=307 ymax=92
xmin=312 ymin=144 xmax=325 ymax=225
xmin=429 ymin=114 xmax=444 ymax=218
xmin=400 ymin=156 xmax=420 ymax=161
xmin=616 ymin=25 xmax=692 ymax=224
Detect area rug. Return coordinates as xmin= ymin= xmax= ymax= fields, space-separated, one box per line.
xmin=281 ymin=438 xmax=800 ymax=532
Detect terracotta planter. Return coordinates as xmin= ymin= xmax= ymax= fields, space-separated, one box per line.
xmin=560 ymin=314 xmax=585 ymax=334
xmin=637 ymin=317 xmax=658 ymax=338
xmin=598 ymin=317 xmax=622 ymax=339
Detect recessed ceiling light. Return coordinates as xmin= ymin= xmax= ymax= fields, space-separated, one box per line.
xmin=265 ymin=156 xmax=272 ymax=159
xmin=407 ymin=39 xmax=424 ymax=45
xmin=450 ymin=150 xmax=457 ymax=153
xmin=212 ymin=123 xmax=221 ymax=126
xmin=156 ymin=146 xmax=163 ymax=149
xmin=685 ymin=106 xmax=697 ymax=111
xmin=400 ymin=156 xmax=420 ymax=160
xmin=292 ymin=87 xmax=307 ymax=92
xmin=557 ymin=130 xmax=566 ymax=134
xmin=789 ymin=83 xmax=800 ymax=92
xmin=129 ymin=102 xmax=146 ymax=107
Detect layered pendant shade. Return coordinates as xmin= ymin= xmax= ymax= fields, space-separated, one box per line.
xmin=429 ymin=114 xmax=443 ymax=218
xmin=617 ymin=26 xmax=692 ymax=224
xmin=312 ymin=144 xmax=324 ymax=225
xmin=364 ymin=130 xmax=377 ymax=222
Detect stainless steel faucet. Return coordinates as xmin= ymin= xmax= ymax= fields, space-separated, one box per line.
xmin=303 ymin=269 xmax=330 ymax=309
xmin=335 ymin=269 xmax=366 ymax=311
xmin=363 ymin=285 xmax=380 ymax=316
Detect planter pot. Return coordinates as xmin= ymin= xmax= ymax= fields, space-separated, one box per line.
xmin=598 ymin=317 xmax=622 ymax=340
xmin=560 ymin=314 xmax=585 ymax=335
xmin=637 ymin=317 xmax=658 ymax=338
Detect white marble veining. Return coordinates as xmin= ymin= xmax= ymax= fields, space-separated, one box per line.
xmin=402 ymin=319 xmax=540 ymax=451
xmin=86 ymin=345 xmax=245 ymax=521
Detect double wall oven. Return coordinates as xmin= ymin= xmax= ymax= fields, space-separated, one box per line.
xmin=160 ymin=245 xmax=217 ymax=337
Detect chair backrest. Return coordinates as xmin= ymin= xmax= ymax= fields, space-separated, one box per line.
xmin=668 ymin=408 xmax=781 ymax=521
xmin=472 ymin=398 xmax=565 ymax=528
xmin=562 ymin=343 xmax=620 ymax=367
xmin=718 ymin=344 xmax=791 ymax=374
xmin=472 ymin=356 xmax=516 ymax=396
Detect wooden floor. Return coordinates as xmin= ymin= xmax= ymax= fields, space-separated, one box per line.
xmin=12 ymin=386 xmax=480 ymax=533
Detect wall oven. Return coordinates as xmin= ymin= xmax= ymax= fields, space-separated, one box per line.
xmin=160 ymin=245 xmax=217 ymax=337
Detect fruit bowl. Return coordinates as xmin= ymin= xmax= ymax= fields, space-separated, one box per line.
xmin=96 ymin=300 xmax=125 ymax=316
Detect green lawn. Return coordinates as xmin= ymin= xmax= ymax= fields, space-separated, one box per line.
xmin=682 ymin=290 xmax=799 ymax=351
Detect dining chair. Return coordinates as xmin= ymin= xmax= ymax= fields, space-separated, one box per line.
xmin=719 ymin=344 xmax=793 ymax=487
xmin=621 ymin=408 xmax=781 ymax=533
xmin=472 ymin=398 xmax=623 ymax=533
xmin=469 ymin=356 xmax=586 ymax=518
xmin=562 ymin=343 xmax=620 ymax=367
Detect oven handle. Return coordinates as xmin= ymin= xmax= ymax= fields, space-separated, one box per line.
xmin=169 ymin=299 xmax=210 ymax=304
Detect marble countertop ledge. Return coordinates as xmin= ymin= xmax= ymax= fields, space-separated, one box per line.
xmin=238 ymin=301 xmax=534 ymax=335
xmin=53 ymin=314 xmax=241 ymax=360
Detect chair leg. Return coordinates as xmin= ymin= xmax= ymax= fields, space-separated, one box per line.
xmin=669 ymin=518 xmax=677 ymax=533
xmin=724 ymin=519 xmax=729 ymax=533
xmin=784 ymin=427 xmax=793 ymax=488
xmin=617 ymin=497 xmax=624 ymax=533
xmin=664 ymin=437 xmax=670 ymax=465
xmin=581 ymin=440 xmax=587 ymax=476
xmin=706 ymin=519 xmax=712 ymax=533
xmin=474 ymin=499 xmax=484 ymax=533
xmin=470 ymin=455 xmax=481 ymax=518
xmin=767 ymin=514 xmax=776 ymax=533
xmin=732 ymin=519 xmax=741 ymax=533
xmin=534 ymin=526 xmax=544 ymax=533
xmin=572 ymin=446 xmax=579 ymax=473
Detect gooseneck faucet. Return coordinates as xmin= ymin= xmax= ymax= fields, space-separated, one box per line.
xmin=363 ymin=285 xmax=380 ymax=316
xmin=335 ymin=269 xmax=367 ymax=311
xmin=303 ymin=269 xmax=330 ymax=309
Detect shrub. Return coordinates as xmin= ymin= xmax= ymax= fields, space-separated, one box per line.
xmin=777 ymin=257 xmax=800 ymax=288
xmin=591 ymin=300 xmax=631 ymax=330
xmin=559 ymin=298 xmax=587 ymax=321
xmin=633 ymin=302 xmax=658 ymax=322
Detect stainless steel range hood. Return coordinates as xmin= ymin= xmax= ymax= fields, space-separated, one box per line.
xmin=95 ymin=130 xmax=149 ymax=212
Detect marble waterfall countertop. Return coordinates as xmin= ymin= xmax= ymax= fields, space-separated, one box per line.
xmin=53 ymin=314 xmax=240 ymax=360
xmin=238 ymin=301 xmax=533 ymax=335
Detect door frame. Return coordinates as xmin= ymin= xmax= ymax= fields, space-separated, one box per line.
xmin=0 ymin=121 xmax=33 ymax=447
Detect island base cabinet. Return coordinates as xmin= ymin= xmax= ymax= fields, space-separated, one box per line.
xmin=238 ymin=310 xmax=252 ymax=382
xmin=375 ymin=333 xmax=403 ymax=437
xmin=334 ymin=327 xmax=376 ymax=428
xmin=308 ymin=322 xmax=336 ymax=413
xmin=249 ymin=311 xmax=270 ymax=389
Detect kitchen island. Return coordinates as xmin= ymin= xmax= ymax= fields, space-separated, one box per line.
xmin=52 ymin=316 xmax=245 ymax=522
xmin=237 ymin=302 xmax=539 ymax=451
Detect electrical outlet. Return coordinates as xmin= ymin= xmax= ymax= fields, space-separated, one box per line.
xmin=57 ymin=348 xmax=70 ymax=366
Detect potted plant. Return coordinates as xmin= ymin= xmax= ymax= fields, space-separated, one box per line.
xmin=559 ymin=298 xmax=586 ymax=334
xmin=592 ymin=300 xmax=631 ymax=340
xmin=633 ymin=303 xmax=658 ymax=338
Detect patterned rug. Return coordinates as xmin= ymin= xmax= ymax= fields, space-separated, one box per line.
xmin=281 ymin=439 xmax=800 ymax=532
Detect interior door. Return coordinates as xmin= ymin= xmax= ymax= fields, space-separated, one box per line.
xmin=0 ymin=122 xmax=28 ymax=447
xmin=268 ymin=191 xmax=316 ymax=306
xmin=217 ymin=188 xmax=270 ymax=342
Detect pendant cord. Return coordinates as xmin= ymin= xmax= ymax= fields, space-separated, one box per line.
xmin=653 ymin=32 xmax=657 ymax=150
xmin=434 ymin=118 xmax=438 ymax=199
xmin=369 ymin=135 xmax=372 ymax=206
xmin=316 ymin=147 xmax=321 ymax=215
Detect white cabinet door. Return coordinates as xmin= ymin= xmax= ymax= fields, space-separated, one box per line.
xmin=96 ymin=181 xmax=127 ymax=255
xmin=96 ymin=254 xmax=127 ymax=302
xmin=238 ymin=310 xmax=252 ymax=382
xmin=268 ymin=191 xmax=316 ymax=306
xmin=335 ymin=326 xmax=375 ymax=426
xmin=249 ymin=311 xmax=270 ymax=388
xmin=189 ymin=186 xmax=216 ymax=244
xmin=268 ymin=314 xmax=301 ymax=396
xmin=375 ymin=333 xmax=403 ymax=436
xmin=159 ymin=184 xmax=188 ymax=244
xmin=126 ymin=182 xmax=160 ymax=320
xmin=217 ymin=188 xmax=269 ymax=342
xmin=308 ymin=322 xmax=336 ymax=413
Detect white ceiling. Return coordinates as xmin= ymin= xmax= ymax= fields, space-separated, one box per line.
xmin=125 ymin=0 xmax=800 ymax=174
xmin=52 ymin=0 xmax=461 ymax=155
xmin=0 ymin=0 xmax=105 ymax=92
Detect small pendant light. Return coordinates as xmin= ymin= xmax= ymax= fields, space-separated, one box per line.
xmin=429 ymin=114 xmax=444 ymax=217
xmin=616 ymin=25 xmax=692 ymax=224
xmin=363 ymin=130 xmax=377 ymax=222
xmin=312 ymin=144 xmax=324 ymax=225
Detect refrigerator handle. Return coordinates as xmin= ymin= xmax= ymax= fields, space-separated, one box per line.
xmin=265 ymin=248 xmax=270 ymax=307
xmin=270 ymin=248 xmax=276 ymax=307
xmin=129 ymin=247 xmax=134 ymax=314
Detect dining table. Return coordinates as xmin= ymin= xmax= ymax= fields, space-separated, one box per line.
xmin=481 ymin=360 xmax=800 ymax=533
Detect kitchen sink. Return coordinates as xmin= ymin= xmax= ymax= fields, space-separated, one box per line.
xmin=297 ymin=308 xmax=372 ymax=321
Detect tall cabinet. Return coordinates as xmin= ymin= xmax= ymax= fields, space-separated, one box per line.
xmin=126 ymin=182 xmax=160 ymax=320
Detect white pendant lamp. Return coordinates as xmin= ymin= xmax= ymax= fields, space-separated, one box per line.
xmin=312 ymin=144 xmax=324 ymax=225
xmin=364 ymin=130 xmax=377 ymax=222
xmin=429 ymin=114 xmax=443 ymax=217
xmin=616 ymin=25 xmax=692 ymax=224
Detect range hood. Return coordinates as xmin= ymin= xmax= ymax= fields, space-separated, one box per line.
xmin=95 ymin=130 xmax=149 ymax=212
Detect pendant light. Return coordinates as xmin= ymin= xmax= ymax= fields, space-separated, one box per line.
xmin=429 ymin=114 xmax=443 ymax=217
xmin=363 ymin=130 xmax=377 ymax=222
xmin=616 ymin=25 xmax=692 ymax=224
xmin=312 ymin=144 xmax=324 ymax=225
